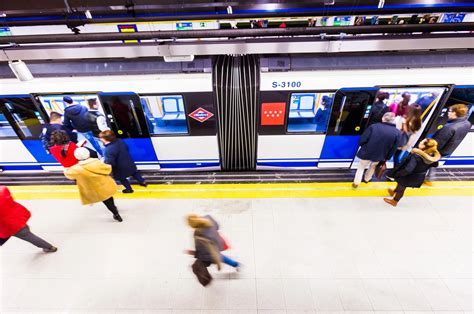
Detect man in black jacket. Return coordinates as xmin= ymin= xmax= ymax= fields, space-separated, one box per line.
xmin=353 ymin=112 xmax=402 ymax=188
xmin=432 ymin=104 xmax=471 ymax=157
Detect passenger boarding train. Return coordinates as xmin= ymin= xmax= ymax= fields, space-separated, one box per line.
xmin=0 ymin=66 xmax=472 ymax=172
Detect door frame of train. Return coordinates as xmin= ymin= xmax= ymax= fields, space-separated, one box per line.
xmin=318 ymin=87 xmax=379 ymax=168
xmin=0 ymin=94 xmax=58 ymax=171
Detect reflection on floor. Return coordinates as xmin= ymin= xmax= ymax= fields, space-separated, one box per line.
xmin=1 ymin=195 xmax=472 ymax=313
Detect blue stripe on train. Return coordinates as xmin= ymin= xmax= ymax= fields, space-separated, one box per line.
xmin=319 ymin=135 xmax=361 ymax=161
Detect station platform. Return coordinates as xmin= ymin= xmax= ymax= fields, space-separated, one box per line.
xmin=1 ymin=181 xmax=472 ymax=313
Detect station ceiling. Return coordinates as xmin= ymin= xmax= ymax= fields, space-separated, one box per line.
xmin=1 ymin=0 xmax=471 ymax=17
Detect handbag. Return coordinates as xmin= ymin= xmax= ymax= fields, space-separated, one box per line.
xmin=374 ymin=161 xmax=387 ymax=179
xmin=218 ymin=232 xmax=230 ymax=251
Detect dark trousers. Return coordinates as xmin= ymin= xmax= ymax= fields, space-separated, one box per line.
xmin=394 ymin=183 xmax=407 ymax=202
xmin=102 ymin=197 xmax=119 ymax=215
xmin=119 ymin=171 xmax=145 ymax=191
xmin=14 ymin=225 xmax=53 ymax=249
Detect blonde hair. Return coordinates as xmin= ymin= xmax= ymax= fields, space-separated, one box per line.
xmin=186 ymin=214 xmax=213 ymax=229
xmin=450 ymin=104 xmax=468 ymax=118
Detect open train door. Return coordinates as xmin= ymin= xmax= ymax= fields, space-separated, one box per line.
xmin=318 ymin=88 xmax=378 ymax=168
xmin=98 ymin=92 xmax=160 ymax=170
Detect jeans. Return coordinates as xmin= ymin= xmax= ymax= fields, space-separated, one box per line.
xmin=102 ymin=197 xmax=119 ymax=215
xmin=119 ymin=171 xmax=145 ymax=191
xmin=221 ymin=254 xmax=239 ymax=268
xmin=353 ymin=159 xmax=378 ymax=185
xmin=82 ymin=131 xmax=104 ymax=156
xmin=14 ymin=225 xmax=53 ymax=249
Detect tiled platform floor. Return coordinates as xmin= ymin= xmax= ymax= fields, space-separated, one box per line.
xmin=1 ymin=195 xmax=472 ymax=313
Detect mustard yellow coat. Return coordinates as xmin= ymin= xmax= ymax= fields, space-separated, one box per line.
xmin=64 ymin=158 xmax=118 ymax=205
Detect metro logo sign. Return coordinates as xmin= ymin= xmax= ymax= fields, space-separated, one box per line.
xmin=189 ymin=107 xmax=214 ymax=123
xmin=261 ymin=102 xmax=286 ymax=126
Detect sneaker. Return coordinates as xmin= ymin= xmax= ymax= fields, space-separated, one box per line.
xmin=139 ymin=182 xmax=148 ymax=187
xmin=352 ymin=183 xmax=359 ymax=189
xmin=113 ymin=214 xmax=123 ymax=222
xmin=43 ymin=246 xmax=58 ymax=253
xmin=235 ymin=263 xmax=242 ymax=272
xmin=362 ymin=179 xmax=371 ymax=184
xmin=122 ymin=189 xmax=134 ymax=193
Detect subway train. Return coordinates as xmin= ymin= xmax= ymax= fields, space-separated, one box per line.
xmin=0 ymin=66 xmax=472 ymax=172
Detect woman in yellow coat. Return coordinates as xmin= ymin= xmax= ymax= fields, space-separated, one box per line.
xmin=64 ymin=147 xmax=123 ymax=222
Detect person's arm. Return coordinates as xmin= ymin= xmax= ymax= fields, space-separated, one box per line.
xmin=62 ymin=113 xmax=74 ymax=132
xmin=103 ymin=146 xmax=117 ymax=168
xmin=96 ymin=115 xmax=110 ymax=132
xmin=40 ymin=128 xmax=50 ymax=152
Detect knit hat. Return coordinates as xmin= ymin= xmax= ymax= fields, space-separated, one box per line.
xmin=186 ymin=214 xmax=212 ymax=229
xmin=74 ymin=147 xmax=90 ymax=161
xmin=63 ymin=96 xmax=73 ymax=104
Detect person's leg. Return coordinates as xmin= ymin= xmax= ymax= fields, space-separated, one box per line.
xmin=393 ymin=184 xmax=406 ymax=202
xmin=221 ymin=254 xmax=239 ymax=268
xmin=364 ymin=161 xmax=378 ymax=182
xmin=353 ymin=159 xmax=370 ymax=186
xmin=82 ymin=131 xmax=103 ymax=156
xmin=102 ymin=197 xmax=122 ymax=222
xmin=132 ymin=171 xmax=147 ymax=186
xmin=119 ymin=178 xmax=133 ymax=192
xmin=13 ymin=225 xmax=55 ymax=250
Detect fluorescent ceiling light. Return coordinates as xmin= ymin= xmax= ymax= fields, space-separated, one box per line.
xmin=164 ymin=55 xmax=195 ymax=62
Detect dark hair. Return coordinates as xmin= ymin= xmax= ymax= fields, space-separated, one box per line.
xmin=49 ymin=111 xmax=62 ymax=121
xmin=407 ymin=104 xmax=422 ymax=133
xmin=50 ymin=130 xmax=70 ymax=146
xmin=377 ymin=92 xmax=389 ymax=101
xmin=99 ymin=130 xmax=117 ymax=142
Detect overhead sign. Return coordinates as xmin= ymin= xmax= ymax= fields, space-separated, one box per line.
xmin=176 ymin=22 xmax=193 ymax=31
xmin=0 ymin=27 xmax=12 ymax=36
xmin=117 ymin=24 xmax=139 ymax=43
xmin=189 ymin=107 xmax=214 ymax=122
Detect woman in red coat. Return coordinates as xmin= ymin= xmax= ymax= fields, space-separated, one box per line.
xmin=0 ymin=186 xmax=57 ymax=252
xmin=49 ymin=130 xmax=79 ymax=168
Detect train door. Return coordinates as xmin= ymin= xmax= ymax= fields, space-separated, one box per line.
xmin=318 ymin=88 xmax=378 ymax=168
xmin=424 ymin=85 xmax=474 ymax=167
xmin=97 ymin=92 xmax=159 ymax=170
xmin=365 ymin=85 xmax=451 ymax=167
xmin=0 ymin=95 xmax=54 ymax=171
xmin=138 ymin=92 xmax=219 ymax=170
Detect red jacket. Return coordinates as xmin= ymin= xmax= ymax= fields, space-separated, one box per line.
xmin=0 ymin=186 xmax=31 ymax=238
xmin=50 ymin=142 xmax=79 ymax=167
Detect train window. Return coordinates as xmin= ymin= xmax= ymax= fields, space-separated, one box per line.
xmin=0 ymin=97 xmax=45 ymax=140
xmin=0 ymin=112 xmax=17 ymax=138
xmin=139 ymin=95 xmax=188 ymax=135
xmin=37 ymin=94 xmax=106 ymax=117
xmin=287 ymin=93 xmax=333 ymax=133
xmin=328 ymin=91 xmax=374 ymax=136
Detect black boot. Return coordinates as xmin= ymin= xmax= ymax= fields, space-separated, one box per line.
xmin=113 ymin=214 xmax=123 ymax=222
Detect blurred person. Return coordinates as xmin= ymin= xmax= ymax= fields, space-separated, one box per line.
xmin=314 ymin=95 xmax=332 ymax=132
xmin=0 ymin=185 xmax=57 ymax=252
xmin=389 ymin=92 xmax=411 ymax=117
xmin=50 ymin=130 xmax=98 ymax=168
xmin=40 ymin=111 xmax=77 ymax=153
xmin=99 ymin=130 xmax=147 ymax=193
xmin=368 ymin=91 xmax=390 ymax=125
xmin=392 ymin=104 xmax=422 ymax=167
xmin=63 ymin=96 xmax=104 ymax=156
xmin=85 ymin=98 xmax=110 ymax=153
xmin=353 ymin=112 xmax=402 ymax=188
xmin=64 ymin=147 xmax=123 ymax=222
xmin=384 ymin=138 xmax=440 ymax=206
xmin=186 ymin=214 xmax=240 ymax=286
xmin=414 ymin=91 xmax=439 ymax=113
xmin=49 ymin=130 xmax=80 ymax=168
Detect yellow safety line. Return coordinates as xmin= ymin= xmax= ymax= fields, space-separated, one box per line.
xmin=8 ymin=181 xmax=474 ymax=200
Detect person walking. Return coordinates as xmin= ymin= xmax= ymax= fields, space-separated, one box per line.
xmin=384 ymin=138 xmax=440 ymax=206
xmin=393 ymin=104 xmax=422 ymax=166
xmin=389 ymin=92 xmax=411 ymax=117
xmin=186 ymin=214 xmax=240 ymax=286
xmin=99 ymin=130 xmax=147 ymax=193
xmin=0 ymin=185 xmax=57 ymax=252
xmin=64 ymin=147 xmax=123 ymax=222
xmin=49 ymin=130 xmax=80 ymax=168
xmin=368 ymin=91 xmax=390 ymax=125
xmin=40 ymin=111 xmax=77 ymax=153
xmin=62 ymin=96 xmax=103 ymax=156
xmin=353 ymin=112 xmax=402 ymax=188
